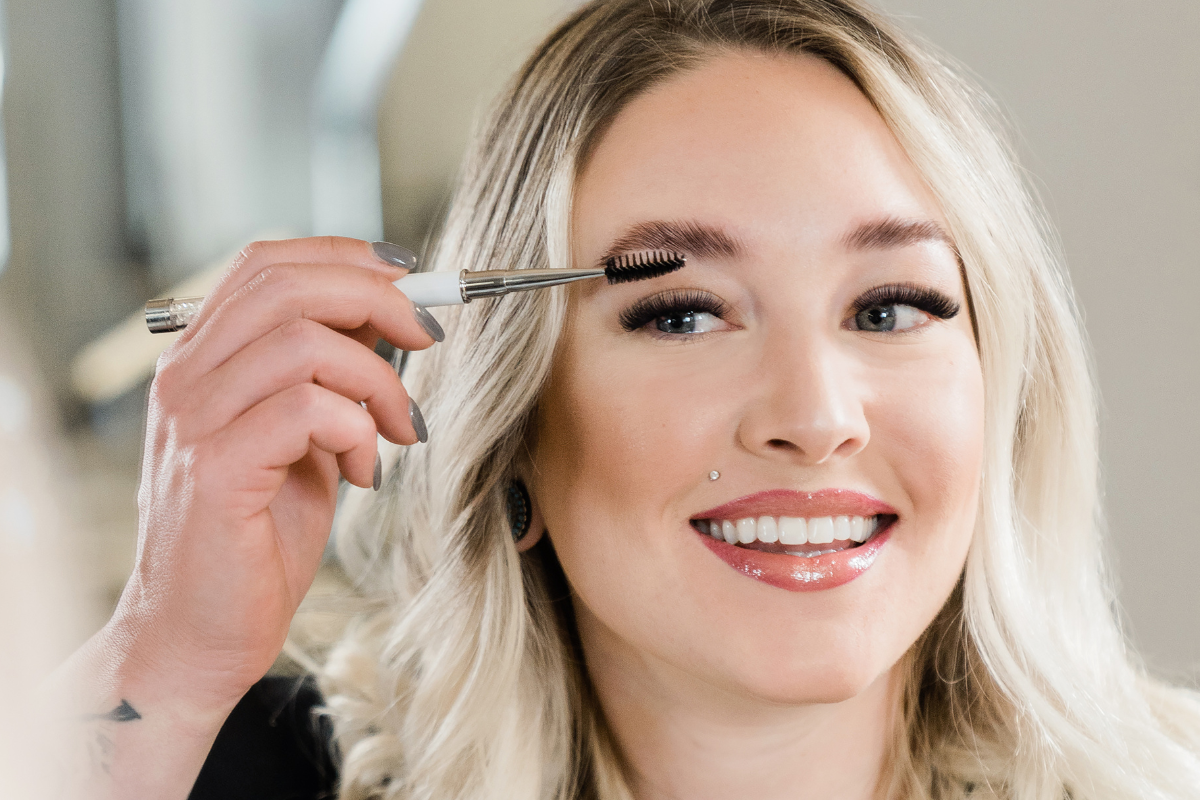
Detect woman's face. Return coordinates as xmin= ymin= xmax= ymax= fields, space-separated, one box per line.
xmin=532 ymin=51 xmax=984 ymax=705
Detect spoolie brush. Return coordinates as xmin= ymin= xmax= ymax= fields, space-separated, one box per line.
xmin=145 ymin=250 xmax=688 ymax=333
xmin=603 ymin=250 xmax=687 ymax=284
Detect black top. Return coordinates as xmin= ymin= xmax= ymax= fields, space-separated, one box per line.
xmin=188 ymin=675 xmax=339 ymax=800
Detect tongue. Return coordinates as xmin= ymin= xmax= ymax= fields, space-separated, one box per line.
xmin=738 ymin=540 xmax=858 ymax=557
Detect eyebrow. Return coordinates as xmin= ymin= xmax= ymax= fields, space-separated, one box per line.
xmin=599 ymin=219 xmax=744 ymax=266
xmin=842 ymin=216 xmax=957 ymax=255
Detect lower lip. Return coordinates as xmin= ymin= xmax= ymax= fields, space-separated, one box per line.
xmin=697 ymin=523 xmax=893 ymax=592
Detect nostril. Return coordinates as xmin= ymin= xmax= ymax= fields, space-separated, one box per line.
xmin=767 ymin=438 xmax=798 ymax=450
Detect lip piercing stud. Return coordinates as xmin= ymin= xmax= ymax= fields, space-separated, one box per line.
xmin=709 ymin=470 xmax=720 ymax=481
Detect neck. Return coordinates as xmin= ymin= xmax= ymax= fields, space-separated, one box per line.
xmin=580 ymin=614 xmax=899 ymax=800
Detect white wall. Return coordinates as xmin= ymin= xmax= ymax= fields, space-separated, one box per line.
xmin=871 ymin=0 xmax=1200 ymax=678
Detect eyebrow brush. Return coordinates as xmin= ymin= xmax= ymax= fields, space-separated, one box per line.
xmin=144 ymin=250 xmax=687 ymax=333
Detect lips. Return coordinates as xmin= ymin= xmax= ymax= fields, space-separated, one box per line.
xmin=691 ymin=489 xmax=897 ymax=592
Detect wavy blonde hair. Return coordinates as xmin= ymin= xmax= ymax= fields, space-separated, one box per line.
xmin=317 ymin=1 xmax=1200 ymax=797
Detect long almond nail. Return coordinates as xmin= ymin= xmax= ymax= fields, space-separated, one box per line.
xmin=370 ymin=241 xmax=417 ymax=269
xmin=373 ymin=453 xmax=382 ymax=491
xmin=408 ymin=398 xmax=428 ymax=443
xmin=412 ymin=304 xmax=445 ymax=342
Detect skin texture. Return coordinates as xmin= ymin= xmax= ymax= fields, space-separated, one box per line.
xmin=532 ymin=51 xmax=985 ymax=799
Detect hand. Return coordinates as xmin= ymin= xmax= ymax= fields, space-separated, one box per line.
xmin=109 ymin=236 xmax=438 ymax=712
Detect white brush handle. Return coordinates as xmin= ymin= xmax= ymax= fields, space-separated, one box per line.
xmin=392 ymin=272 xmax=464 ymax=307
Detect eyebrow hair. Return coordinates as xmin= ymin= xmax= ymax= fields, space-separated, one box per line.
xmin=600 ymin=219 xmax=744 ymax=265
xmin=843 ymin=216 xmax=957 ymax=254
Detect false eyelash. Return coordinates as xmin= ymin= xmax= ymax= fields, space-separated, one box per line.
xmin=619 ymin=289 xmax=731 ymax=332
xmin=852 ymin=283 xmax=960 ymax=320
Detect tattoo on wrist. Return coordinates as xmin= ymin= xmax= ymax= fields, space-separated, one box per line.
xmin=77 ymin=700 xmax=141 ymax=776
xmin=83 ymin=700 xmax=142 ymax=723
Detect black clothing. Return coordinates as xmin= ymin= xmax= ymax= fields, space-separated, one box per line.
xmin=188 ymin=675 xmax=339 ymax=800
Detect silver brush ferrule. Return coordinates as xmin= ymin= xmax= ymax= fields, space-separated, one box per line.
xmin=459 ymin=268 xmax=606 ymax=302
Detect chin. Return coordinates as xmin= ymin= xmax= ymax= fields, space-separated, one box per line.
xmin=727 ymin=648 xmax=892 ymax=706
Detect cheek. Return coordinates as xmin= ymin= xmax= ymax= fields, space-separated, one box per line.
xmin=859 ymin=347 xmax=984 ymax=646
xmin=873 ymin=349 xmax=985 ymax=526
xmin=534 ymin=347 xmax=727 ymax=532
xmin=532 ymin=339 xmax=735 ymax=646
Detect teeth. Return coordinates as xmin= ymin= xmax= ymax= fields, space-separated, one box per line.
xmin=833 ymin=516 xmax=852 ymax=541
xmin=779 ymin=516 xmax=807 ymax=545
xmin=808 ymin=517 xmax=834 ymax=544
xmin=850 ymin=516 xmax=867 ymax=542
xmin=700 ymin=515 xmax=883 ymax=549
xmin=756 ymin=516 xmax=778 ymax=543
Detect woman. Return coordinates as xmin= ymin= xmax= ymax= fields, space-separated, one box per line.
xmin=53 ymin=0 xmax=1200 ymax=798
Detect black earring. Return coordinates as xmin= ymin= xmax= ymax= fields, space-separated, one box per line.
xmin=506 ymin=479 xmax=532 ymax=544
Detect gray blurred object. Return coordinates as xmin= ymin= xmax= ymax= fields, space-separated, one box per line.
xmin=116 ymin=0 xmax=424 ymax=284
xmin=312 ymin=0 xmax=425 ymax=241
xmin=115 ymin=0 xmax=344 ymax=284
xmin=0 ymin=0 xmax=11 ymax=275
xmin=0 ymin=0 xmax=131 ymax=401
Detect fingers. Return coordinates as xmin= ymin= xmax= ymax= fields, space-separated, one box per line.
xmin=177 ymin=237 xmax=414 ymax=347
xmin=176 ymin=318 xmax=418 ymax=445
xmin=199 ymin=383 xmax=380 ymax=512
xmin=174 ymin=261 xmax=437 ymax=379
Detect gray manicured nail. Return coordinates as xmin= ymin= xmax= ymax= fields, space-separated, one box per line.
xmin=412 ymin=304 xmax=445 ymax=342
xmin=408 ymin=397 xmax=428 ymax=443
xmin=370 ymin=241 xmax=417 ymax=269
xmin=373 ymin=453 xmax=382 ymax=491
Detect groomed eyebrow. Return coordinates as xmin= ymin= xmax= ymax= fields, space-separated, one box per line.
xmin=600 ymin=219 xmax=744 ymax=266
xmin=843 ymin=216 xmax=958 ymax=255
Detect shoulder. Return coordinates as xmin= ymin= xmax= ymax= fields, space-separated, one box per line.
xmin=189 ymin=674 xmax=340 ymax=800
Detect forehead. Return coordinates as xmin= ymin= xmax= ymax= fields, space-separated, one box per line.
xmin=573 ymin=50 xmax=947 ymax=258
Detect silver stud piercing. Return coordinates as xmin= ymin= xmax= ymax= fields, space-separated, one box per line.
xmin=709 ymin=470 xmax=720 ymax=481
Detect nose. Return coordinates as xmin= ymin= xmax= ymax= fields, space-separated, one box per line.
xmin=735 ymin=330 xmax=870 ymax=466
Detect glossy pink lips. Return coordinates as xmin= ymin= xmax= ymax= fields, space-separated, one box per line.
xmin=693 ymin=489 xmax=897 ymax=592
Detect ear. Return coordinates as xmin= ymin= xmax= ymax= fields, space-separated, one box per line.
xmin=515 ymin=490 xmax=546 ymax=553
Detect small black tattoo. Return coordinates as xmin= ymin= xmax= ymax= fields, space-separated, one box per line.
xmin=84 ymin=699 xmax=142 ymax=723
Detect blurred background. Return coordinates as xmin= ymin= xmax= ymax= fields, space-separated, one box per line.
xmin=0 ymin=0 xmax=1195 ymax=678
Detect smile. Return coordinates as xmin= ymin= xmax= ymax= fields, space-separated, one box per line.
xmin=691 ymin=489 xmax=898 ymax=592
xmin=692 ymin=514 xmax=889 ymax=557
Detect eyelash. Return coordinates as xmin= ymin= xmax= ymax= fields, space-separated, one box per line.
xmin=617 ymin=283 xmax=960 ymax=334
xmin=619 ymin=289 xmax=730 ymax=333
xmin=849 ymin=283 xmax=960 ymax=322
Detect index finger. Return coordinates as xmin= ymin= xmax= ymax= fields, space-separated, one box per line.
xmin=178 ymin=237 xmax=416 ymax=346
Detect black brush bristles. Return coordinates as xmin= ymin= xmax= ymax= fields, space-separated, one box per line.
xmin=603 ymin=250 xmax=686 ymax=284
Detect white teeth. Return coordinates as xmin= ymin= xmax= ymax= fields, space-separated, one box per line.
xmin=779 ymin=516 xmax=807 ymax=545
xmin=849 ymin=516 xmax=867 ymax=542
xmin=756 ymin=516 xmax=778 ymax=543
xmin=832 ymin=516 xmax=852 ymax=542
xmin=806 ymin=517 xmax=835 ymax=544
xmin=701 ymin=514 xmax=884 ymax=549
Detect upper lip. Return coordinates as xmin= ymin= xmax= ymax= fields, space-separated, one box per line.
xmin=693 ymin=489 xmax=897 ymax=521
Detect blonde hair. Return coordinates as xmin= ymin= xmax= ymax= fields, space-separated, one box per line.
xmin=318 ymin=2 xmax=1200 ymax=797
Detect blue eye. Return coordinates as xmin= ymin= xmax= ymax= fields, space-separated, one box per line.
xmin=853 ymin=304 xmax=928 ymax=332
xmin=655 ymin=310 xmax=722 ymax=335
xmin=620 ymin=289 xmax=731 ymax=335
xmin=849 ymin=284 xmax=960 ymax=333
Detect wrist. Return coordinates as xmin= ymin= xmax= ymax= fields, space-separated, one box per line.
xmin=91 ymin=613 xmax=250 ymax=736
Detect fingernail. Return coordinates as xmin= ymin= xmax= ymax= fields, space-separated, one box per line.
xmin=408 ymin=397 xmax=428 ymax=444
xmin=412 ymin=304 xmax=445 ymax=342
xmin=373 ymin=453 xmax=382 ymax=491
xmin=370 ymin=241 xmax=417 ymax=269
